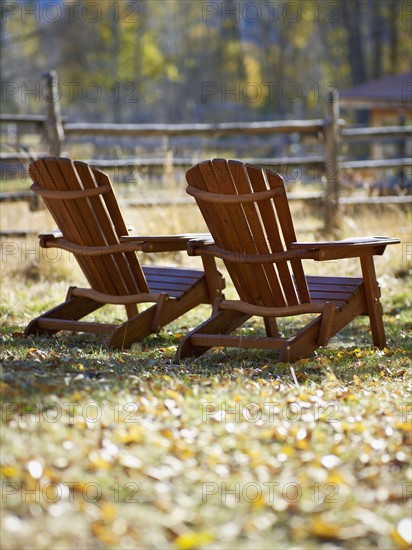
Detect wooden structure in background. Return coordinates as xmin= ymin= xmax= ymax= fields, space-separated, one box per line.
xmin=341 ymin=72 xmax=412 ymax=166
xmin=341 ymin=71 xmax=412 ymax=126
xmin=177 ymin=159 xmax=399 ymax=362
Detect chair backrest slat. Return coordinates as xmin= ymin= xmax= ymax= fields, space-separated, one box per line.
xmin=208 ymin=160 xmax=275 ymax=305
xmin=74 ymin=161 xmax=147 ymax=294
xmin=30 ymin=158 xmax=114 ymax=294
xmin=187 ymin=159 xmax=310 ymax=307
xmin=29 ymin=158 xmax=149 ymax=295
xmin=186 ymin=163 xmax=249 ymax=301
xmin=190 ymin=160 xmax=274 ymax=305
xmin=246 ymin=164 xmax=300 ymax=305
xmin=55 ymin=160 xmax=123 ymax=296
xmin=264 ymin=169 xmax=310 ymax=303
xmin=225 ymin=160 xmax=288 ymax=306
xmin=90 ymin=165 xmax=149 ymax=294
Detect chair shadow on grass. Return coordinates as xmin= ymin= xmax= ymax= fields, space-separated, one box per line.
xmin=1 ymin=311 xmax=408 ymax=405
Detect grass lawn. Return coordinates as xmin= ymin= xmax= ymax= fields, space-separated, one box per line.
xmin=1 ymin=201 xmax=411 ymax=549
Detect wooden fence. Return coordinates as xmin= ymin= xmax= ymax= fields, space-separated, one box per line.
xmin=1 ymin=71 xmax=411 ymax=232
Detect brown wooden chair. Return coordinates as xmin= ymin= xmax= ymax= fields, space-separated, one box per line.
xmin=24 ymin=158 xmax=224 ymax=349
xmin=176 ymin=159 xmax=400 ymax=362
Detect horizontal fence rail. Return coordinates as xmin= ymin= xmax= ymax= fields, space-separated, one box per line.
xmin=0 ymin=114 xmax=47 ymax=124
xmin=341 ymin=125 xmax=412 ymax=140
xmin=1 ymin=72 xmax=411 ymax=231
xmin=63 ymin=119 xmax=325 ymax=137
xmin=341 ymin=158 xmax=411 ymax=170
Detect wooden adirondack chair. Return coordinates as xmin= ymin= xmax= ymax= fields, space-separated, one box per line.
xmin=24 ymin=158 xmax=224 ymax=349
xmin=176 ymin=159 xmax=400 ymax=362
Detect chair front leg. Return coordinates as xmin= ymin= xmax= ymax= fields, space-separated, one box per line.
xmin=201 ymin=255 xmax=225 ymax=302
xmin=264 ymin=317 xmax=279 ymax=337
xmin=125 ymin=304 xmax=138 ymax=318
xmin=360 ymin=255 xmax=386 ymax=348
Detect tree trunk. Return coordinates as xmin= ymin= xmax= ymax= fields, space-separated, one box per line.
xmin=371 ymin=0 xmax=384 ymax=79
xmin=388 ymin=1 xmax=400 ymax=73
xmin=342 ymin=0 xmax=366 ymax=85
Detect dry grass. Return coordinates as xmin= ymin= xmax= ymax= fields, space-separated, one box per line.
xmin=1 ymin=199 xmax=411 ymax=550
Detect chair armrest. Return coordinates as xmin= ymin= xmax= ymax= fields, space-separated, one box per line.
xmin=38 ymin=236 xmax=147 ymax=255
xmin=38 ymin=230 xmax=63 ymax=239
xmin=38 ymin=231 xmax=63 ymax=247
xmin=187 ymin=241 xmax=320 ymax=263
xmin=38 ymin=232 xmax=213 ymax=255
xmin=290 ymin=236 xmax=400 ymax=260
xmin=120 ymin=233 xmax=212 ymax=253
xmin=187 ymin=238 xmax=216 ymax=256
xmin=188 ymin=235 xmax=400 ymax=264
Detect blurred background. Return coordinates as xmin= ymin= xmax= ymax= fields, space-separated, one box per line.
xmin=1 ymin=0 xmax=411 ymax=122
xmin=1 ymin=0 xmax=411 ymax=230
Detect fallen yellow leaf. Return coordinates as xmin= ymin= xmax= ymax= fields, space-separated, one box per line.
xmin=92 ymin=522 xmax=119 ymax=546
xmin=0 ymin=465 xmax=20 ymax=478
xmin=391 ymin=518 xmax=412 ymax=549
xmin=311 ymin=516 xmax=342 ymax=539
xmin=100 ymin=501 xmax=117 ymax=522
xmin=174 ymin=531 xmax=214 ymax=550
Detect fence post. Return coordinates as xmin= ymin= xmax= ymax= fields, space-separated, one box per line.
xmin=43 ymin=71 xmax=64 ymax=157
xmin=323 ymin=92 xmax=341 ymax=233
